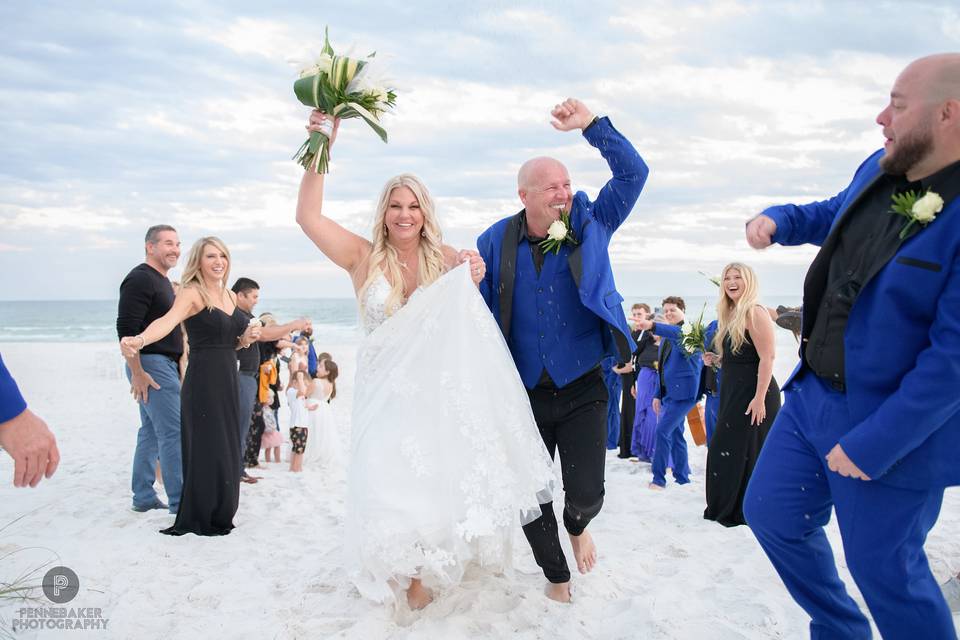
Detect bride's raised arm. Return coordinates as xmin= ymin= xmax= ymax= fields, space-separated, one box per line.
xmin=295 ymin=111 xmax=372 ymax=276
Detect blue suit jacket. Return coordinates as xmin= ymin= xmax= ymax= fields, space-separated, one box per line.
xmin=0 ymin=353 xmax=27 ymax=424
xmin=764 ymin=150 xmax=960 ymax=489
xmin=652 ymin=323 xmax=703 ymax=401
xmin=477 ymin=117 xmax=649 ymax=385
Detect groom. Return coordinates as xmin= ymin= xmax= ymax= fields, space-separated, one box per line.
xmin=478 ymin=98 xmax=648 ymax=602
xmin=743 ymin=53 xmax=960 ymax=638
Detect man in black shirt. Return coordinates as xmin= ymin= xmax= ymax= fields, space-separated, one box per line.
xmin=116 ymin=225 xmax=183 ymax=513
xmin=232 ymin=277 xmax=311 ymax=482
xmin=742 ymin=54 xmax=960 ymax=639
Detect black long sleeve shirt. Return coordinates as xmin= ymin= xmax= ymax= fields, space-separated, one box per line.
xmin=116 ymin=263 xmax=183 ymax=359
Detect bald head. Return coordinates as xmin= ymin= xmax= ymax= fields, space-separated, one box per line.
xmin=518 ymin=156 xmax=568 ymax=191
xmin=901 ymin=53 xmax=960 ymax=103
xmin=516 ymin=156 xmax=574 ymax=236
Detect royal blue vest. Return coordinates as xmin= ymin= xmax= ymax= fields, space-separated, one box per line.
xmin=508 ymin=240 xmax=606 ymax=388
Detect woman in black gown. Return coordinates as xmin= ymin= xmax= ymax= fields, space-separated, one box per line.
xmin=121 ymin=237 xmax=259 ymax=536
xmin=703 ymin=263 xmax=780 ymax=527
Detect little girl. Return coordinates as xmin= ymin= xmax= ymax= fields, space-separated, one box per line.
xmin=260 ymin=390 xmax=283 ymax=463
xmin=287 ymin=370 xmax=317 ymax=472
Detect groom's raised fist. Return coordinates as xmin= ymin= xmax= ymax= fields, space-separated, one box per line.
xmin=745 ymin=214 xmax=777 ymax=249
xmin=550 ymin=98 xmax=595 ymax=132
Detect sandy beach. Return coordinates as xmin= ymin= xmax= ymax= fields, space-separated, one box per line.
xmin=1 ymin=341 xmax=958 ymax=639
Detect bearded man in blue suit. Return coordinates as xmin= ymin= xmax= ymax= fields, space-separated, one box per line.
xmin=477 ymin=98 xmax=648 ymax=602
xmin=743 ymin=54 xmax=960 ymax=639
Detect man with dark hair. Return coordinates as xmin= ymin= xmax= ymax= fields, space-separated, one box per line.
xmin=117 ymin=225 xmax=183 ymax=512
xmin=635 ymin=296 xmax=703 ymax=490
xmin=231 ymin=277 xmax=310 ymax=481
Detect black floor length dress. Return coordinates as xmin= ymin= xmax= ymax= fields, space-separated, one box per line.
xmin=161 ymin=306 xmax=247 ymax=536
xmin=704 ymin=331 xmax=781 ymax=527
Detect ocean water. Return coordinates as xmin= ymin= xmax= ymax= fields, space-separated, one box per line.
xmin=0 ymin=298 xmax=362 ymax=344
xmin=0 ymin=295 xmax=801 ymax=344
xmin=0 ymin=294 xmax=805 ymax=385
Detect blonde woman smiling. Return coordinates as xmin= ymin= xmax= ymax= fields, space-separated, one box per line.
xmin=703 ymin=262 xmax=780 ymax=527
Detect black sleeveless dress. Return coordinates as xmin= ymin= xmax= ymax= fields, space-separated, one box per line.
xmin=161 ymin=306 xmax=247 ymax=536
xmin=703 ymin=331 xmax=780 ymax=527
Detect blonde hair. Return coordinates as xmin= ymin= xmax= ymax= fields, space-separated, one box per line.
xmin=713 ymin=262 xmax=761 ymax=357
xmin=258 ymin=312 xmax=277 ymax=326
xmin=357 ymin=174 xmax=445 ymax=316
xmin=180 ymin=237 xmax=232 ymax=311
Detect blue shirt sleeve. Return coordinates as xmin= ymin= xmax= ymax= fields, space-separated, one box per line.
xmin=0 ymin=353 xmax=27 ymax=424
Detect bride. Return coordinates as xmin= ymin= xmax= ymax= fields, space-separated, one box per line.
xmin=295 ymin=111 xmax=554 ymax=610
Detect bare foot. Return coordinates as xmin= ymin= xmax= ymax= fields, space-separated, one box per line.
xmin=406 ymin=579 xmax=433 ymax=610
xmin=569 ymin=529 xmax=597 ymax=574
xmin=648 ymin=482 xmax=664 ymax=491
xmin=545 ymin=581 xmax=571 ymax=603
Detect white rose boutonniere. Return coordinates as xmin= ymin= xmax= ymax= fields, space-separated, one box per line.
xmin=547 ymin=220 xmax=568 ymax=241
xmin=538 ymin=210 xmax=579 ymax=255
xmin=890 ymin=189 xmax=943 ymax=239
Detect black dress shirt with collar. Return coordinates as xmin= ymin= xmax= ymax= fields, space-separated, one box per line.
xmin=805 ymin=159 xmax=960 ymax=386
xmin=518 ymin=212 xmax=547 ymax=274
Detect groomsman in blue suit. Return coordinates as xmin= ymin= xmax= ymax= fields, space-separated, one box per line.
xmin=477 ymin=98 xmax=648 ymax=602
xmin=635 ymin=297 xmax=703 ymax=489
xmin=743 ymin=53 xmax=960 ymax=639
xmin=0 ymin=353 xmax=60 ymax=487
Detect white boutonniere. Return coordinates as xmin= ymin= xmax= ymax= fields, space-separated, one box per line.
xmin=539 ymin=210 xmax=579 ymax=255
xmin=890 ymin=189 xmax=943 ymax=239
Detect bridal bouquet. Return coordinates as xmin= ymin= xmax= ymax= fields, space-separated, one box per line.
xmin=680 ymin=304 xmax=708 ymax=357
xmin=293 ymin=28 xmax=397 ymax=173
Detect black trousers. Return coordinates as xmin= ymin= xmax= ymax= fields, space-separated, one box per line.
xmin=522 ymin=368 xmax=608 ymax=584
xmin=617 ymin=372 xmax=636 ymax=457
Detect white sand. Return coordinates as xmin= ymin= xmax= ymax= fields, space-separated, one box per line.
xmin=1 ymin=341 xmax=958 ymax=639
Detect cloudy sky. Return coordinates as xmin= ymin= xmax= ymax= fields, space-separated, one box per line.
xmin=2 ymin=1 xmax=958 ymax=301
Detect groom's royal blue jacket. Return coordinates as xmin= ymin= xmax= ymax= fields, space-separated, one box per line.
xmin=765 ymin=149 xmax=960 ymax=489
xmin=477 ymin=117 xmax=648 ymax=389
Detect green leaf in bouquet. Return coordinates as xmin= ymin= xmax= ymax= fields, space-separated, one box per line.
xmin=307 ymin=130 xmax=322 ymax=154
xmin=321 ymin=26 xmax=334 ymax=56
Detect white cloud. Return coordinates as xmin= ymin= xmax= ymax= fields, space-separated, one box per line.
xmin=183 ymin=17 xmax=303 ymax=61
xmin=0 ymin=1 xmax=946 ymax=300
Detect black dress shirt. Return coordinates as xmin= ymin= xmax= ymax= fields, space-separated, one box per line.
xmin=805 ymin=159 xmax=960 ymax=385
xmin=518 ymin=212 xmax=547 ymax=274
xmin=236 ymin=309 xmax=260 ymax=373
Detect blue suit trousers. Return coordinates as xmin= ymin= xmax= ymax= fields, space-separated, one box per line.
xmin=650 ymin=397 xmax=695 ymax=487
xmin=744 ymin=373 xmax=954 ymax=639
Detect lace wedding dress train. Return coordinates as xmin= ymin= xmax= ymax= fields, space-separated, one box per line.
xmin=345 ymin=263 xmax=554 ymax=604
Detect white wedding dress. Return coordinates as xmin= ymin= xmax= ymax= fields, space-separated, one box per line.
xmin=305 ymin=380 xmax=341 ymax=469
xmin=345 ymin=262 xmax=555 ymax=604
